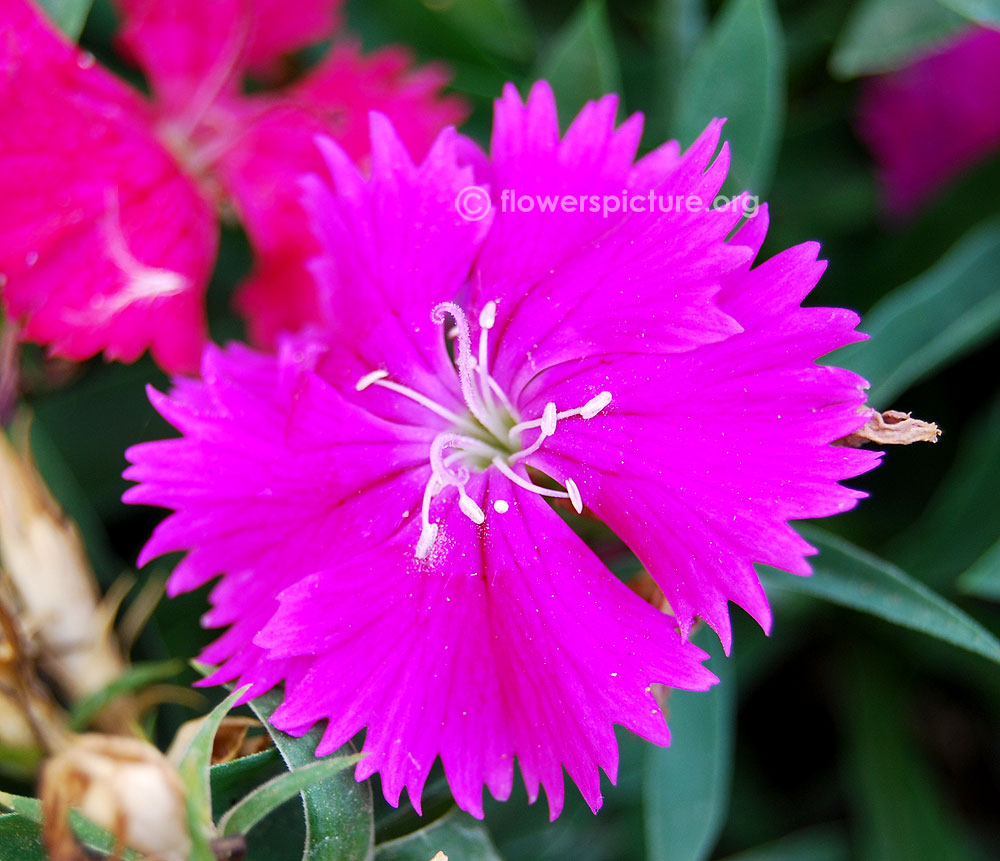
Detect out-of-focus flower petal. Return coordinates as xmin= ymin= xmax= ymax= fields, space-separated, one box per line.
xmin=0 ymin=0 xmax=214 ymax=372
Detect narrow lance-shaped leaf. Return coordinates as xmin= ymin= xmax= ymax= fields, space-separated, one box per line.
xmin=243 ymin=684 xmax=376 ymax=861
xmin=836 ymin=217 xmax=1000 ymax=406
xmin=70 ymin=659 xmax=183 ymax=732
xmin=535 ymin=0 xmax=623 ymax=126
xmin=644 ymin=0 xmax=707 ymax=139
xmin=716 ymin=823 xmax=851 ymax=861
xmin=219 ymin=753 xmax=366 ymax=838
xmin=175 ymin=686 xmax=252 ymax=861
xmin=934 ymin=0 xmax=1000 ymax=27
xmin=673 ymin=0 xmax=785 ymax=193
xmin=37 ymin=0 xmax=94 ymax=40
xmin=644 ymin=630 xmax=735 ymax=861
xmin=0 ymin=814 xmax=46 ymax=861
xmin=838 ymin=654 xmax=979 ymax=861
xmin=757 ymin=527 xmax=1000 ymax=665
xmin=829 ymin=0 xmax=966 ymax=79
xmin=888 ymin=391 xmax=1000 ymax=589
xmin=957 ymin=537 xmax=1000 ymax=601
xmin=0 ymin=792 xmax=143 ymax=860
xmin=374 ymin=808 xmax=502 ymax=861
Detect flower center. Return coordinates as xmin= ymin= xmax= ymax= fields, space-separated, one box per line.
xmin=356 ymin=300 xmax=612 ymax=559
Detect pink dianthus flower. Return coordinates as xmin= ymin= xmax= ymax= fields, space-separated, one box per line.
xmin=856 ymin=26 xmax=1000 ymax=219
xmin=125 ymin=82 xmax=880 ymax=817
xmin=0 ymin=0 xmax=465 ymax=371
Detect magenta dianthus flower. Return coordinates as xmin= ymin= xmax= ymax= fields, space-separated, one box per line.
xmin=0 ymin=0 xmax=464 ymax=371
xmin=125 ymin=82 xmax=879 ymax=817
xmin=857 ymin=26 xmax=1000 ymax=218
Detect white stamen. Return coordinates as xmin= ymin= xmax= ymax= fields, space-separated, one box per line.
xmin=509 ymin=390 xmax=613 ymax=439
xmin=458 ymin=491 xmax=486 ymax=525
xmin=580 ymin=391 xmax=613 ymax=419
xmin=478 ymin=301 xmax=497 ymax=330
xmin=540 ymin=402 xmax=558 ymax=436
xmin=509 ymin=401 xmax=559 ymax=464
xmin=356 ymin=369 xmax=389 ymax=391
xmin=431 ymin=302 xmax=509 ymax=441
xmin=430 ymin=432 xmax=498 ymax=485
xmin=415 ymin=522 xmax=439 ymax=559
xmin=565 ymin=477 xmax=583 ymax=514
xmin=487 ymin=376 xmax=516 ymax=415
xmin=493 ymin=500 xmax=510 ymax=514
xmin=491 ymin=457 xmax=571 ymax=500
xmin=416 ymin=475 xmax=444 ymax=559
xmin=478 ymin=309 xmax=495 ymax=409
xmin=368 ymin=378 xmax=467 ymax=426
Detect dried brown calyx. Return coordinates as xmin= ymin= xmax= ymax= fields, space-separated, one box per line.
xmin=835 ymin=409 xmax=941 ymax=447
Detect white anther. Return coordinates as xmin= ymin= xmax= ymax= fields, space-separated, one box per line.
xmin=580 ymin=391 xmax=613 ymax=419
xmin=459 ymin=492 xmax=486 ymax=525
xmin=540 ymin=402 xmax=558 ymax=436
xmin=478 ymin=301 xmax=497 ymax=330
xmin=356 ymin=369 xmax=389 ymax=391
xmin=493 ymin=500 xmax=510 ymax=514
xmin=415 ymin=522 xmax=439 ymax=559
xmin=565 ymin=478 xmax=583 ymax=514
xmin=492 ymin=457 xmax=571 ymax=501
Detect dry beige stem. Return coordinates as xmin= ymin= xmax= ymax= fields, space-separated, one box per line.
xmin=0 ymin=592 xmax=69 ymax=755
xmin=835 ymin=409 xmax=941 ymax=447
xmin=0 ymin=317 xmax=18 ymax=426
xmin=0 ymin=425 xmax=132 ymax=731
xmin=40 ymin=733 xmax=191 ymax=861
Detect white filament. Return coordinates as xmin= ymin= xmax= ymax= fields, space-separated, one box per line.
xmin=355 ymin=301 xmax=611 ymax=559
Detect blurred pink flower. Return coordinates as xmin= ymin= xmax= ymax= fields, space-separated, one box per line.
xmin=857 ymin=26 xmax=1000 ymax=218
xmin=0 ymin=0 xmax=465 ymax=371
xmin=125 ymin=82 xmax=879 ymax=818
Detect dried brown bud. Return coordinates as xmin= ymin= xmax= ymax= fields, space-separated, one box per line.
xmin=835 ymin=409 xmax=941 ymax=447
xmin=166 ymin=715 xmax=271 ymax=767
xmin=0 ymin=424 xmax=132 ymax=730
xmin=40 ymin=734 xmax=191 ymax=861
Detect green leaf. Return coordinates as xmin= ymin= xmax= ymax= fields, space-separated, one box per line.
xmin=839 ymin=655 xmax=978 ymax=861
xmin=210 ymin=749 xmax=305 ymax=861
xmin=175 ymin=686 xmax=251 ymax=860
xmin=535 ymin=0 xmax=623 ymax=126
xmin=718 ymin=823 xmax=850 ymax=861
xmin=37 ymin=0 xmax=94 ymax=39
xmin=829 ymin=0 xmax=966 ymax=78
xmin=957 ymin=537 xmax=1000 ymax=601
xmin=935 ymin=0 xmax=1000 ymax=27
xmin=374 ymin=808 xmax=501 ymax=861
xmin=70 ymin=659 xmax=183 ymax=731
xmin=0 ymin=814 xmax=46 ymax=861
xmin=644 ymin=630 xmax=735 ymax=861
xmin=426 ymin=0 xmax=536 ymax=63
xmin=888 ymin=391 xmax=1000 ymax=589
xmin=244 ymin=686 xmax=375 ymax=861
xmin=0 ymin=793 xmax=143 ymax=859
xmin=211 ymin=748 xmax=285 ymax=810
xmin=673 ymin=0 xmax=785 ymax=193
xmin=836 ymin=218 xmax=1000 ymax=406
xmin=219 ymin=754 xmax=365 ymax=838
xmin=645 ymin=0 xmax=707 ymax=138
xmin=757 ymin=527 xmax=1000 ymax=664
xmin=0 ymin=743 xmax=45 ymax=782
